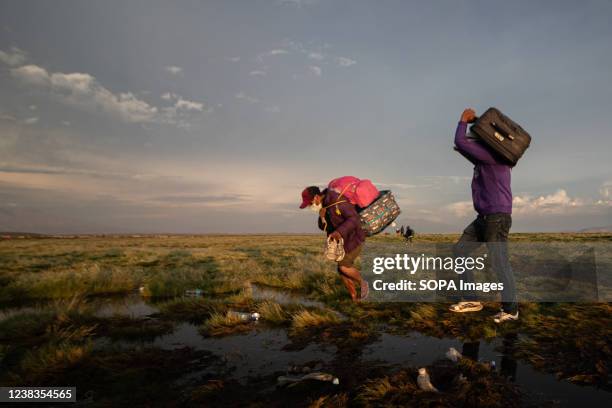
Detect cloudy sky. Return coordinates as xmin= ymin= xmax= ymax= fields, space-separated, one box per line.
xmin=0 ymin=0 xmax=610 ymax=234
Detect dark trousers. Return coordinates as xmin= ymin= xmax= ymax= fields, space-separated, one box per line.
xmin=453 ymin=213 xmax=517 ymax=313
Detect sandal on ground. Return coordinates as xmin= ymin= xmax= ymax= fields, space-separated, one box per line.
xmin=449 ymin=301 xmax=483 ymax=313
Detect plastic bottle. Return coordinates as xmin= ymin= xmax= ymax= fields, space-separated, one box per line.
xmin=228 ymin=311 xmax=260 ymax=321
xmin=185 ymin=289 xmax=203 ymax=297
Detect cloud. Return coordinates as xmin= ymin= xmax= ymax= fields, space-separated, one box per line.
xmin=249 ymin=70 xmax=267 ymax=76
xmin=277 ymin=0 xmax=319 ymax=7
xmin=0 ymin=164 xmax=124 ymax=178
xmin=23 ymin=117 xmax=39 ymax=125
xmin=0 ymin=113 xmax=17 ymax=122
xmin=446 ymin=189 xmax=611 ymax=219
xmin=173 ymin=97 xmax=204 ymax=112
xmin=164 ymin=65 xmax=183 ymax=75
xmin=264 ymin=106 xmax=281 ymax=113
xmin=308 ymin=52 xmax=324 ymax=60
xmin=0 ymin=46 xmax=27 ymax=66
xmin=12 ymin=63 xmax=206 ymax=126
xmin=446 ymin=201 xmax=473 ymax=217
xmin=267 ymin=49 xmax=288 ymax=56
xmin=599 ymin=181 xmax=611 ymax=199
xmin=235 ymin=91 xmax=259 ymax=104
xmin=227 ymin=56 xmax=241 ymax=62
xmin=28 ymin=104 xmax=37 ymax=111
xmin=149 ymin=194 xmax=249 ymax=205
xmin=158 ymin=93 xmax=207 ymax=129
xmin=11 ymin=64 xmax=49 ymax=86
xmin=308 ymin=65 xmax=322 ymax=77
xmin=336 ymin=57 xmax=356 ymax=67
xmin=161 ymin=92 xmax=177 ymax=100
xmin=377 ymin=182 xmax=433 ymax=189
xmin=12 ymin=64 xmax=158 ymax=123
xmin=512 ymin=189 xmax=585 ymax=215
xmin=257 ymin=49 xmax=288 ymax=62
xmin=62 ymin=120 xmax=71 ymax=126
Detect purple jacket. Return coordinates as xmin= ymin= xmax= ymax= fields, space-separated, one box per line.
xmin=318 ymin=189 xmax=365 ymax=253
xmin=455 ymin=122 xmax=512 ymax=215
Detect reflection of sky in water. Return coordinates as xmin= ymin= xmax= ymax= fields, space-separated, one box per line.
xmin=4 ymin=292 xmax=610 ymax=406
xmin=153 ymin=324 xmax=336 ymax=383
xmin=363 ymin=332 xmax=611 ymax=407
xmin=93 ymin=294 xmax=159 ymax=318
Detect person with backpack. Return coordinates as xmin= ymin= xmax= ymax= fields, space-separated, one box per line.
xmin=300 ymin=185 xmax=369 ymax=302
xmin=449 ymin=108 xmax=518 ymax=323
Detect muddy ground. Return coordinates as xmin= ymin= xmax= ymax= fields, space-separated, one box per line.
xmin=0 ymin=234 xmax=610 ymax=407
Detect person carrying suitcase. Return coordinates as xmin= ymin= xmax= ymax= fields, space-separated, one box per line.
xmin=449 ymin=108 xmax=518 ymax=323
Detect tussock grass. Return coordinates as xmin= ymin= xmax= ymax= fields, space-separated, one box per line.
xmin=9 ymin=341 xmax=93 ymax=385
xmin=1 ymin=265 xmax=141 ymax=301
xmin=0 ymin=311 xmax=56 ymax=341
xmin=355 ymin=376 xmax=401 ymax=405
xmin=291 ymin=309 xmax=341 ymax=331
xmin=157 ymin=297 xmax=221 ymax=323
xmin=199 ymin=311 xmax=253 ymax=337
xmin=257 ymin=300 xmax=290 ymax=325
xmin=308 ymin=393 xmax=349 ymax=408
xmin=2 ymin=233 xmax=611 ymax=397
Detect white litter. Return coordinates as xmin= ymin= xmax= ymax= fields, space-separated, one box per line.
xmin=277 ymin=372 xmax=339 ymax=387
xmin=446 ymin=347 xmax=463 ymax=362
xmin=417 ymin=367 xmax=438 ymax=392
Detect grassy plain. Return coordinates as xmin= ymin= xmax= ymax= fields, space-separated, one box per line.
xmin=0 ymin=233 xmax=610 ymax=406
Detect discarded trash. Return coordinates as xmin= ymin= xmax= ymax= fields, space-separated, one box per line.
xmin=277 ymin=372 xmax=339 ymax=387
xmin=185 ymin=289 xmax=204 ymax=297
xmin=453 ymin=373 xmax=468 ymax=385
xmin=227 ymin=311 xmax=260 ymax=321
xmin=139 ymin=286 xmax=146 ymax=293
xmin=446 ymin=347 xmax=463 ymax=362
xmin=288 ymin=364 xmax=312 ymax=374
xmin=417 ymin=368 xmax=438 ymax=392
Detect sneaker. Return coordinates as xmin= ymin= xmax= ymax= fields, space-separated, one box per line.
xmin=493 ymin=310 xmax=519 ymax=323
xmin=449 ymin=301 xmax=483 ymax=313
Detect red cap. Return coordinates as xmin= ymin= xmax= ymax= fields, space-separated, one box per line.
xmin=299 ymin=186 xmax=319 ymax=209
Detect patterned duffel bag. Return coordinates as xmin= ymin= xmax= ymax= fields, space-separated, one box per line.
xmin=359 ymin=190 xmax=401 ymax=236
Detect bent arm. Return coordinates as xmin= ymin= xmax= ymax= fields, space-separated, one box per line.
xmin=454 ymin=121 xmax=497 ymax=164
xmin=334 ymin=202 xmax=361 ymax=238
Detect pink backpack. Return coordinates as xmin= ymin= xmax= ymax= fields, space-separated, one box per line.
xmin=328 ymin=176 xmax=380 ymax=208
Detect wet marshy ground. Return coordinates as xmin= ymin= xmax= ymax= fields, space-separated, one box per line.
xmin=0 ymin=234 xmax=610 ymax=406
xmin=1 ymin=284 xmax=610 ymax=407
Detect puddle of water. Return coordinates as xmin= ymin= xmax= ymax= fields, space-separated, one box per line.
xmin=364 ymin=332 xmax=461 ymax=367
xmin=364 ymin=332 xmax=611 ymax=407
xmin=3 ymin=293 xmax=610 ymax=406
xmin=92 ymin=294 xmax=159 ymax=318
xmin=0 ymin=293 xmax=159 ymax=321
xmin=250 ymin=283 xmax=325 ymax=309
xmin=153 ymin=323 xmax=336 ymax=383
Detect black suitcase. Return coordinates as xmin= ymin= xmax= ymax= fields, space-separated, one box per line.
xmin=470 ymin=107 xmax=531 ymax=165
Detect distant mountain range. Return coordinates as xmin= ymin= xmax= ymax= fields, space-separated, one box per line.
xmin=578 ymin=226 xmax=612 ymax=233
xmin=0 ymin=231 xmax=50 ymax=238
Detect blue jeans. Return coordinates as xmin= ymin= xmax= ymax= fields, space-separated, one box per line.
xmin=453 ymin=213 xmax=517 ymax=313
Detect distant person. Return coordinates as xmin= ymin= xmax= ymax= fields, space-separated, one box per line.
xmin=300 ymin=186 xmax=369 ymax=302
xmin=400 ymin=225 xmax=405 ymax=236
xmin=404 ymin=225 xmax=414 ymax=242
xmin=449 ymin=108 xmax=518 ymax=323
